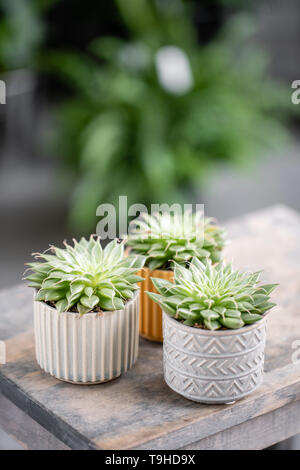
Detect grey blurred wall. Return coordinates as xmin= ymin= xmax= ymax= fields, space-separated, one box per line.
xmin=257 ymin=0 xmax=300 ymax=82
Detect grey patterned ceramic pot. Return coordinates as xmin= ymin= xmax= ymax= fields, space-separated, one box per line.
xmin=163 ymin=312 xmax=267 ymax=404
xmin=34 ymin=290 xmax=139 ymax=384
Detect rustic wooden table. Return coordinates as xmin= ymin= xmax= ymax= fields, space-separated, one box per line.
xmin=1 ymin=205 xmax=300 ymax=450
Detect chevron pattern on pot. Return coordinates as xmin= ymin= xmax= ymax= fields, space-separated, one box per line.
xmin=165 ymin=319 xmax=266 ymax=356
xmin=164 ymin=341 xmax=265 ymax=379
xmin=164 ymin=361 xmax=264 ymax=403
xmin=163 ymin=312 xmax=267 ymax=403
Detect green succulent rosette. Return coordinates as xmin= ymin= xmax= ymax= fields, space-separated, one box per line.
xmin=147 ymin=258 xmax=277 ymax=330
xmin=25 ymin=237 xmax=145 ymax=315
xmin=127 ymin=211 xmax=225 ymax=270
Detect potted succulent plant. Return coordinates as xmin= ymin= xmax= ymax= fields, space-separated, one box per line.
xmin=126 ymin=211 xmax=225 ymax=342
xmin=147 ymin=258 xmax=277 ymax=403
xmin=25 ymin=237 xmax=145 ymax=384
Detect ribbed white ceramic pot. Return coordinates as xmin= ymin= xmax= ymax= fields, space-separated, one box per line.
xmin=163 ymin=312 xmax=267 ymax=404
xmin=33 ymin=290 xmax=139 ymax=384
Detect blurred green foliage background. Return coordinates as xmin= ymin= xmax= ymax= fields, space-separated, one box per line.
xmin=0 ymin=0 xmax=293 ymax=231
xmin=0 ymin=0 xmax=51 ymax=71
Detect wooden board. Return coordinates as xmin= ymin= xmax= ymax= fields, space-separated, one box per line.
xmin=1 ymin=205 xmax=300 ymax=450
xmin=0 ymin=394 xmax=69 ymax=450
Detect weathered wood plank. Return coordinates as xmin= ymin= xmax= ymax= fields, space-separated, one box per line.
xmin=0 ymin=205 xmax=300 ymax=450
xmin=180 ymin=400 xmax=300 ymax=450
xmin=132 ymin=363 xmax=300 ymax=450
xmin=0 ymin=394 xmax=69 ymax=450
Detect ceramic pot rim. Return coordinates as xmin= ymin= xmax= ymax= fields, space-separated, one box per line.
xmin=163 ymin=309 xmax=269 ymax=337
xmin=34 ymin=288 xmax=139 ymax=319
xmin=126 ymin=248 xmax=174 ymax=275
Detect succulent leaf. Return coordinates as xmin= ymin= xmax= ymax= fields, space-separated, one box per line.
xmin=147 ymin=259 xmax=277 ymax=330
xmin=127 ymin=211 xmax=225 ymax=269
xmin=56 ymin=299 xmax=69 ymax=313
xmin=25 ymin=237 xmax=145 ymax=315
xmin=150 ymin=277 xmax=174 ymax=295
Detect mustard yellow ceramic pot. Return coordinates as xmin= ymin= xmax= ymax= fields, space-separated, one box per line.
xmin=138 ymin=267 xmax=173 ymax=342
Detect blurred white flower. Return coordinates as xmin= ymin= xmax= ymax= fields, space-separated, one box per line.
xmin=155 ymin=45 xmax=193 ymax=95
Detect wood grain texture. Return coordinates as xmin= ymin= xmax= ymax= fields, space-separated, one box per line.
xmin=180 ymin=400 xmax=300 ymax=450
xmin=0 ymin=394 xmax=69 ymax=450
xmin=0 ymin=205 xmax=300 ymax=450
